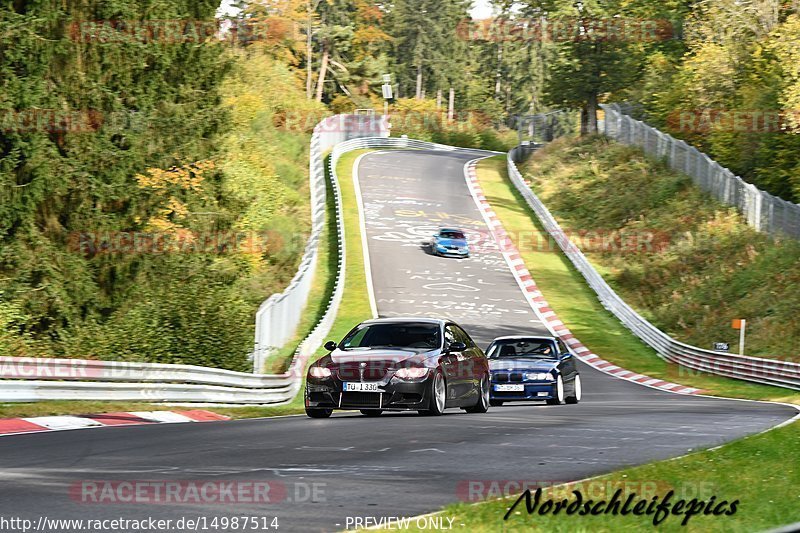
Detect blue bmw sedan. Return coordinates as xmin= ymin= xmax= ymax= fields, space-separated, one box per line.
xmin=486 ymin=336 xmax=582 ymax=406
xmin=429 ymin=228 xmax=470 ymax=258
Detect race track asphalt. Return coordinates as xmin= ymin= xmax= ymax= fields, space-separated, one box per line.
xmin=0 ymin=148 xmax=794 ymax=532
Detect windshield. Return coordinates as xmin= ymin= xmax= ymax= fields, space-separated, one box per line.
xmin=340 ymin=323 xmax=441 ymax=351
xmin=440 ymin=230 xmax=465 ymax=240
xmin=487 ymin=339 xmax=557 ymax=359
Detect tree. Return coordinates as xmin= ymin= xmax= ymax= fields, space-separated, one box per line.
xmin=387 ymin=0 xmax=471 ymax=100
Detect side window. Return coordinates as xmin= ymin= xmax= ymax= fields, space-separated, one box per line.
xmin=556 ymin=339 xmax=568 ymax=354
xmin=455 ymin=326 xmax=475 ymax=348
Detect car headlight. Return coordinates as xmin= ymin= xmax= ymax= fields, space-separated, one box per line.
xmin=394 ymin=367 xmax=430 ymax=380
xmin=524 ymin=372 xmax=554 ymax=381
xmin=435 ymin=243 xmax=446 ymax=250
xmin=309 ymin=366 xmax=331 ymax=379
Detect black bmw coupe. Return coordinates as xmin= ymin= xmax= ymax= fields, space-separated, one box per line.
xmin=305 ymin=317 xmax=490 ymax=418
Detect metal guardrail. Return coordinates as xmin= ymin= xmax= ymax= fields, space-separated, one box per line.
xmin=0 ymin=115 xmax=389 ymax=405
xmin=0 ymin=355 xmax=294 ymax=404
xmin=602 ymin=103 xmax=800 ymax=239
xmin=507 ymin=145 xmax=800 ymax=390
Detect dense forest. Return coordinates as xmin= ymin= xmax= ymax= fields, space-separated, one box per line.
xmin=1 ymin=0 xmax=799 ymax=367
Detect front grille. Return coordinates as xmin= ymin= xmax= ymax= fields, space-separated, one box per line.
xmin=494 ymin=391 xmax=530 ymax=398
xmin=336 ymin=363 xmax=389 ymax=381
xmin=340 ymin=392 xmax=382 ymax=408
xmin=494 ymin=373 xmax=509 ymax=383
xmin=510 ymin=372 xmax=523 ymax=382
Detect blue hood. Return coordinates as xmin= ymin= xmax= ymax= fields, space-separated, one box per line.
xmin=436 ymin=238 xmax=467 ymax=247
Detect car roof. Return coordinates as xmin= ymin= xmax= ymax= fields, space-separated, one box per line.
xmin=438 ymin=228 xmax=464 ymax=233
xmin=361 ymin=316 xmax=447 ymax=326
xmin=491 ymin=335 xmax=558 ymax=342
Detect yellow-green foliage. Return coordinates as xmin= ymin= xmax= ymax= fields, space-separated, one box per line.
xmin=389 ymin=97 xmax=517 ymax=151
xmin=221 ymin=49 xmax=325 ymax=240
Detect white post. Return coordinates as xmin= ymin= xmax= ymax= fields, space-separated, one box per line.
xmin=739 ymin=319 xmax=746 ymax=356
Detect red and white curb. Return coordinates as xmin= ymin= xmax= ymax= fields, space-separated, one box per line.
xmin=0 ymin=410 xmax=231 ymax=437
xmin=464 ymin=160 xmax=703 ymax=395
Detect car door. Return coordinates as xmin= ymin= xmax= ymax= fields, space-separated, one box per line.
xmin=441 ymin=325 xmax=464 ymax=403
xmin=454 ymin=325 xmax=485 ymax=403
xmin=556 ymin=338 xmax=577 ymax=382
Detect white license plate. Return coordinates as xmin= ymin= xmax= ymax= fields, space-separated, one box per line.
xmin=343 ymin=382 xmax=382 ymax=392
xmin=494 ymin=384 xmax=525 ymax=392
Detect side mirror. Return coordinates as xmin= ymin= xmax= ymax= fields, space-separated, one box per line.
xmin=560 ymin=352 xmax=572 ymax=360
xmin=447 ymin=341 xmax=466 ymax=353
xmin=324 ymin=341 xmax=338 ymax=352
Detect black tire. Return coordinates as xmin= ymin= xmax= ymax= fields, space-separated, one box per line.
xmin=419 ymin=369 xmax=446 ymax=416
xmin=305 ymin=407 xmax=333 ymax=418
xmin=360 ymin=409 xmax=383 ymax=417
xmin=565 ymin=374 xmax=582 ymax=404
xmin=546 ymin=375 xmax=565 ymax=405
xmin=489 ymin=400 xmax=504 ymax=407
xmin=464 ymin=373 xmax=490 ymax=413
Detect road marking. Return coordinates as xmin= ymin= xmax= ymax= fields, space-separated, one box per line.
xmin=353 ymin=151 xmax=380 ymax=318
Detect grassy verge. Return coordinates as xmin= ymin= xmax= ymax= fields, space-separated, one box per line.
xmin=382 ymin=420 xmax=800 ymax=532
xmin=315 ymin=150 xmax=376 ymax=349
xmin=476 ymin=156 xmax=800 ymax=404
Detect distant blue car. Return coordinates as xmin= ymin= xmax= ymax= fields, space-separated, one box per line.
xmin=486 ymin=336 xmax=582 ymax=406
xmin=429 ymin=228 xmax=470 ymax=258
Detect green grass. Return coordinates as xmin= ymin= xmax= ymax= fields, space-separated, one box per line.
xmin=317 ymin=149 xmax=376 ymax=346
xmin=380 ymin=420 xmax=800 ymax=532
xmin=476 ymin=156 xmax=800 ymax=404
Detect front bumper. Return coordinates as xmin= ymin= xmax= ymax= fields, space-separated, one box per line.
xmin=306 ymin=377 xmax=432 ymax=411
xmin=435 ymin=246 xmax=469 ymax=257
xmin=489 ymin=380 xmax=557 ymax=401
